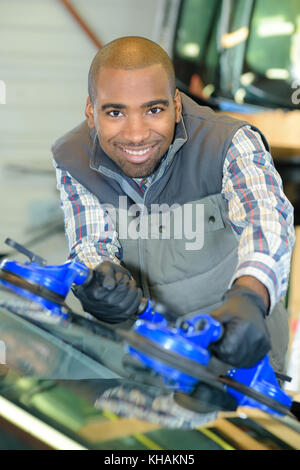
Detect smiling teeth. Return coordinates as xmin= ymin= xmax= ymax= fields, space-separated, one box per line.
xmin=123 ymin=147 xmax=150 ymax=156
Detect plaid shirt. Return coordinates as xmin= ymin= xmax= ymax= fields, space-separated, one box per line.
xmin=55 ymin=125 xmax=295 ymax=311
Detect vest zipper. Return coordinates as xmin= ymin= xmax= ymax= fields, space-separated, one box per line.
xmin=138 ymin=186 xmax=151 ymax=298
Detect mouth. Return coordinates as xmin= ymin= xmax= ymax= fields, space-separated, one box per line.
xmin=118 ymin=144 xmax=158 ymax=164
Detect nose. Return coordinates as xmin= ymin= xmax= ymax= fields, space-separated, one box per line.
xmin=122 ymin=115 xmax=151 ymax=144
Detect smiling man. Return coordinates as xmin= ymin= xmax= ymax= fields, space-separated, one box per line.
xmin=52 ymin=37 xmax=295 ymax=373
xmin=85 ymin=63 xmax=181 ymax=178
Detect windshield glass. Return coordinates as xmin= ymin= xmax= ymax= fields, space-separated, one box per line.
xmin=243 ymin=0 xmax=300 ymax=107
xmin=173 ymin=0 xmax=300 ymax=109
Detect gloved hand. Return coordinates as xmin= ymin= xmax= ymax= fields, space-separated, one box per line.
xmin=209 ymin=285 xmax=271 ymax=368
xmin=73 ymin=260 xmax=142 ymax=324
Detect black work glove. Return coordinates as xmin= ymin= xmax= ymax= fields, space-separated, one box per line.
xmin=209 ymin=285 xmax=271 ymax=368
xmin=73 ymin=260 xmax=142 ymax=324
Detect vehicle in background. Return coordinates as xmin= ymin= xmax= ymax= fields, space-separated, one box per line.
xmin=159 ymin=0 xmax=300 ymax=223
xmin=160 ymin=0 xmax=299 ymax=111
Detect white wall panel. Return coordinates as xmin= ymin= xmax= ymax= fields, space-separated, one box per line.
xmin=0 ymin=0 xmax=162 ymax=164
xmin=73 ymin=0 xmax=162 ymax=43
xmin=0 ymin=0 xmax=162 ymax=252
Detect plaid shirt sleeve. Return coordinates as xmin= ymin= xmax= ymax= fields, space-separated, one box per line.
xmin=54 ymin=162 xmax=122 ymax=269
xmin=222 ymin=125 xmax=296 ymax=311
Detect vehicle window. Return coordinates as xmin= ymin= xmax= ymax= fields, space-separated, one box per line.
xmin=246 ymin=0 xmax=300 ymax=84
xmin=175 ymin=0 xmax=219 ymax=64
xmin=173 ymin=0 xmax=300 ymax=108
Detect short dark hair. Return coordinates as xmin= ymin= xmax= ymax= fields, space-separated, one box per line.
xmin=88 ymin=36 xmax=176 ymax=105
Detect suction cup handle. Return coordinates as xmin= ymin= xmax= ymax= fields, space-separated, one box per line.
xmin=136 ymin=297 xmax=169 ymax=325
xmin=5 ymin=238 xmax=47 ymax=266
xmin=137 ymin=297 xmax=148 ymax=315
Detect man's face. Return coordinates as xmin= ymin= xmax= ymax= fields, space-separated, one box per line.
xmin=85 ymin=64 xmax=182 ymax=178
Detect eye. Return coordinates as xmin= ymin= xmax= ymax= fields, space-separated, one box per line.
xmin=147 ymin=107 xmax=163 ymax=115
xmin=108 ymin=110 xmax=123 ymax=118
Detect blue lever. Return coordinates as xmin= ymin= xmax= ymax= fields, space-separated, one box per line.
xmin=0 ymin=257 xmax=91 ymax=318
xmin=128 ymin=308 xmax=293 ymax=415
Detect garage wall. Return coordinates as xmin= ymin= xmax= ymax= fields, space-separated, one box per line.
xmin=0 ymin=0 xmax=165 ymax=166
xmin=0 ymin=0 xmax=166 ymax=255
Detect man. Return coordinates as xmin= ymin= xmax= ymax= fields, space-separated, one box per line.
xmin=52 ymin=36 xmax=295 ymax=373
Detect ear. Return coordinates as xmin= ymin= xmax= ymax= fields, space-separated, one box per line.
xmin=85 ymin=96 xmax=95 ymax=128
xmin=174 ymin=89 xmax=182 ymax=124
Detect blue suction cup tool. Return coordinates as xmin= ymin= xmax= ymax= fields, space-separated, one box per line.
xmin=0 ymin=239 xmax=90 ymax=319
